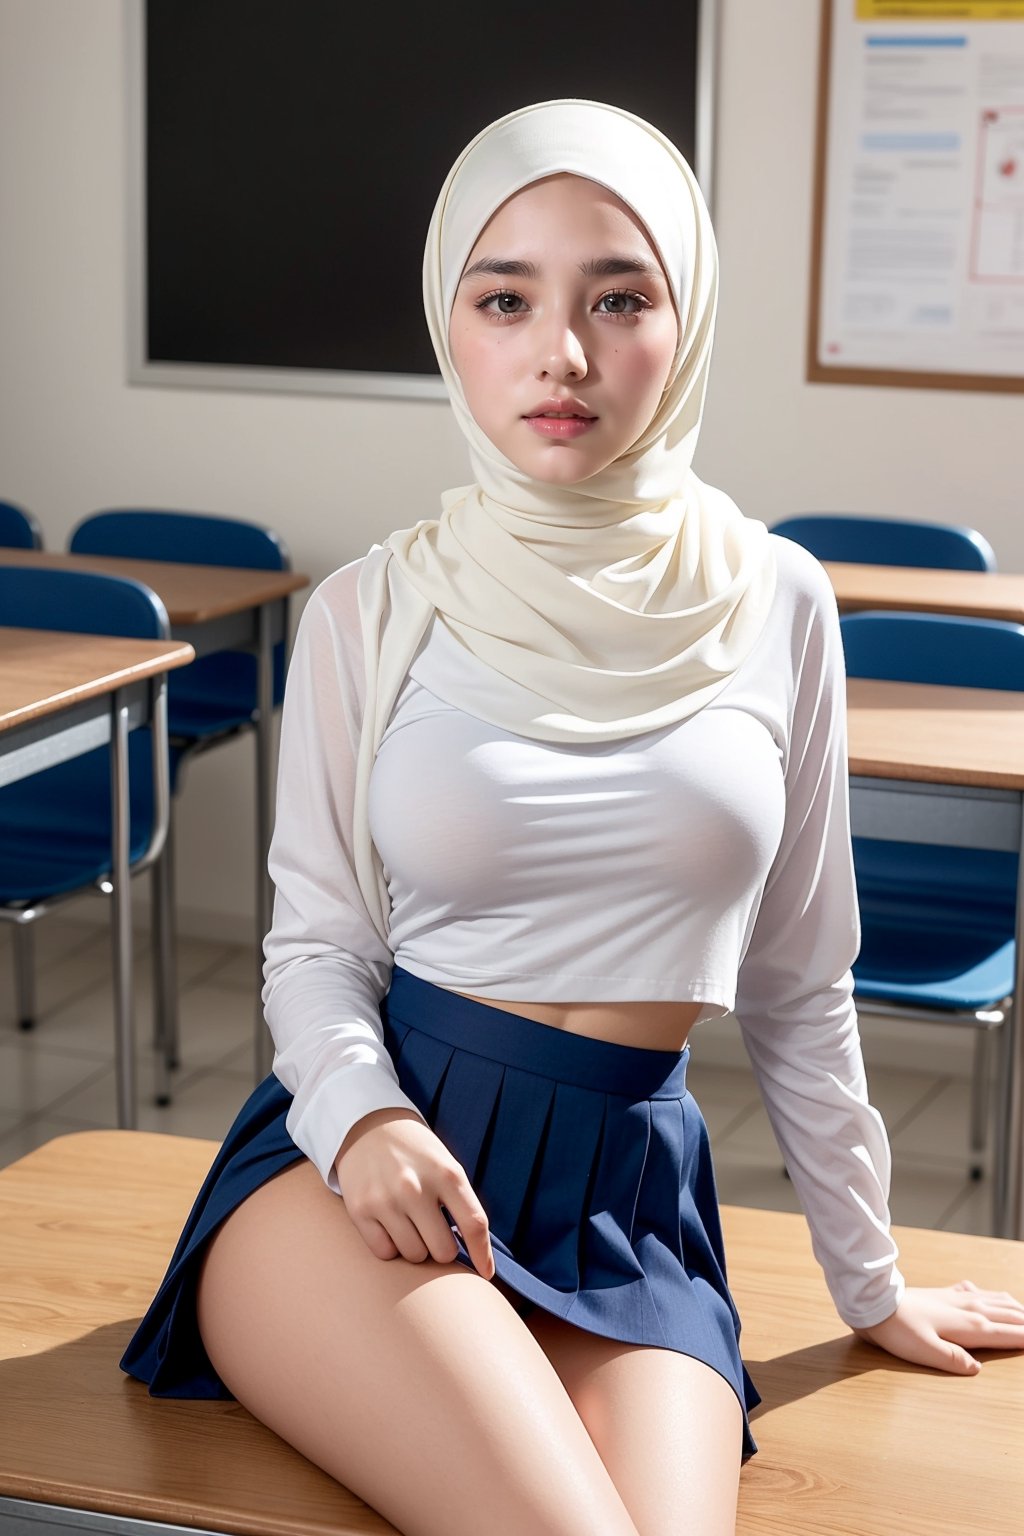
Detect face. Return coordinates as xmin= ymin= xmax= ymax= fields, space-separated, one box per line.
xmin=448 ymin=173 xmax=679 ymax=485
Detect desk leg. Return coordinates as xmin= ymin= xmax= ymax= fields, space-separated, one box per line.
xmin=998 ymin=811 xmax=1024 ymax=1238
xmin=254 ymin=601 xmax=275 ymax=1084
xmin=109 ymin=690 xmax=136 ymax=1129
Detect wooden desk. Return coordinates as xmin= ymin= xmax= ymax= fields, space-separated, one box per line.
xmin=0 ymin=632 xmax=195 ymax=1126
xmin=0 ymin=1131 xmax=1019 ymax=1536
xmin=846 ymin=678 xmax=1024 ymax=1241
xmin=826 ymin=561 xmax=1024 ymax=624
xmin=0 ymin=550 xmax=310 ymax=1081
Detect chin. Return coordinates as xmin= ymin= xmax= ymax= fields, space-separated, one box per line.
xmin=514 ymin=449 xmax=608 ymax=487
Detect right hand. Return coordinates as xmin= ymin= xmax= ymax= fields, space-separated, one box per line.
xmin=334 ymin=1108 xmax=495 ymax=1281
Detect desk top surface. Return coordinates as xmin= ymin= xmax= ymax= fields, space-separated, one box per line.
xmin=847 ymin=676 xmax=1024 ymax=790
xmin=0 ymin=1130 xmax=1020 ymax=1536
xmin=0 ymin=629 xmax=196 ymax=733
xmin=0 ymin=550 xmax=310 ymax=625
xmin=826 ymin=561 xmax=1024 ymax=621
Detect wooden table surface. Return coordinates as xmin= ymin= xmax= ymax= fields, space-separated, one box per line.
xmin=0 ymin=1131 xmax=1020 ymax=1536
xmin=0 ymin=549 xmax=309 ymax=625
xmin=826 ymin=561 xmax=1024 ymax=623
xmin=847 ymin=676 xmax=1024 ymax=790
xmin=0 ymin=629 xmax=195 ymax=730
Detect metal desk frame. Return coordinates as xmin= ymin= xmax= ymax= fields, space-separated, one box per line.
xmin=0 ymin=672 xmax=170 ymax=1130
xmin=172 ymin=598 xmax=289 ymax=1082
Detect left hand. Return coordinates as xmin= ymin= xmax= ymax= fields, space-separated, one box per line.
xmin=853 ymin=1281 xmax=1024 ymax=1374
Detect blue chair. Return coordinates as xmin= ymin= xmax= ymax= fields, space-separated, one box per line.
xmin=68 ymin=509 xmax=290 ymax=744
xmin=0 ymin=500 xmax=43 ymax=549
xmin=0 ymin=565 xmax=179 ymax=1107
xmin=771 ymin=513 xmax=996 ymax=573
xmin=67 ymin=509 xmax=293 ymax=1076
xmin=772 ymin=514 xmax=1001 ymax=1180
xmin=841 ymin=611 xmax=1020 ymax=1218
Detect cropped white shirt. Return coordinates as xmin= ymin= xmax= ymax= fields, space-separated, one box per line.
xmin=263 ymin=534 xmax=905 ymax=1330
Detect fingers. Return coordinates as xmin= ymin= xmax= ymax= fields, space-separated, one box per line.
xmin=952 ymin=1281 xmax=1023 ymax=1310
xmin=354 ymin=1213 xmax=401 ymax=1263
xmin=944 ymin=1287 xmax=1024 ymax=1333
xmin=385 ymin=1209 xmax=459 ymax=1266
xmin=338 ymin=1117 xmax=495 ymax=1279
xmin=364 ymin=1189 xmax=492 ymax=1278
xmin=942 ymin=1340 xmax=982 ymax=1376
xmin=960 ymin=1302 xmax=1024 ymax=1327
xmin=444 ymin=1176 xmax=495 ymax=1280
xmin=942 ymin=1314 xmax=1024 ymax=1349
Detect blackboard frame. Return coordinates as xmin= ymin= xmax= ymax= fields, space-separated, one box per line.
xmin=124 ymin=0 xmax=720 ymax=402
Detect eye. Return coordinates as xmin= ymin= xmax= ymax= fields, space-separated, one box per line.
xmin=474 ymin=288 xmax=529 ymax=320
xmin=596 ymin=289 xmax=651 ymax=318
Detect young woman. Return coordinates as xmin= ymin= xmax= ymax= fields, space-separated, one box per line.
xmin=121 ymin=100 xmax=1024 ymax=1536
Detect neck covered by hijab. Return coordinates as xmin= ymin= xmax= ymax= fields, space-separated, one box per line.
xmin=351 ymin=98 xmax=777 ymax=941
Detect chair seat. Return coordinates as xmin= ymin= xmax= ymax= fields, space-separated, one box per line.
xmin=0 ymin=737 xmax=157 ymax=902
xmin=855 ymin=915 xmax=1015 ymax=1012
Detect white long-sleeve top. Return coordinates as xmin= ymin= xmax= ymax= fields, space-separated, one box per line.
xmin=263 ymin=533 xmax=905 ymax=1330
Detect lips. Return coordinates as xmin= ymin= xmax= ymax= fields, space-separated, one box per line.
xmin=524 ymin=397 xmax=597 ymax=420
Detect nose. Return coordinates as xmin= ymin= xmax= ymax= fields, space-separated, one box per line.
xmin=536 ymin=313 xmax=588 ymax=382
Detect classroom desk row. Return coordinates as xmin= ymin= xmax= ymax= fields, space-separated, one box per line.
xmin=2 ymin=557 xmax=1024 ymax=1239
xmin=0 ymin=550 xmax=309 ymax=1120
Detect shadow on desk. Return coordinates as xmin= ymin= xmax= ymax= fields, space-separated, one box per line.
xmin=0 ymin=1321 xmax=394 ymax=1535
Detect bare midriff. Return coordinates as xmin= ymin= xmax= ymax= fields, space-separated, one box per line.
xmin=448 ymin=991 xmax=703 ymax=1053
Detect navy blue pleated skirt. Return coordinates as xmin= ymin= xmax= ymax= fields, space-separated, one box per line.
xmin=121 ymin=965 xmax=760 ymax=1458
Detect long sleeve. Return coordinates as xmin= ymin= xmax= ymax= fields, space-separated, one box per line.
xmin=262 ymin=562 xmax=427 ymax=1195
xmin=733 ymin=557 xmax=905 ymax=1330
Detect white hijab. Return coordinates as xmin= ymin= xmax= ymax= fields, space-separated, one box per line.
xmin=353 ymin=98 xmax=777 ymax=942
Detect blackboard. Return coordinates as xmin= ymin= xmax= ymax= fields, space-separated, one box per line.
xmin=133 ymin=0 xmax=714 ymax=396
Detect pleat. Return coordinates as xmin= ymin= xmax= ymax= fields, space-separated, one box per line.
xmin=478 ymin=1066 xmax=557 ymax=1247
xmin=432 ymin=1052 xmax=506 ymax=1186
xmin=383 ymin=1013 xmax=413 ymax=1059
xmin=576 ymin=1098 xmax=652 ymax=1290
xmin=524 ymin=1082 xmax=606 ymax=1291
xmin=391 ymin=1024 xmax=456 ymax=1122
xmin=688 ymin=1099 xmax=731 ymax=1279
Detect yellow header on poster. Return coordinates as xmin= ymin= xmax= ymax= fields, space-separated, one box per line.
xmin=857 ymin=1 xmax=1024 ymax=17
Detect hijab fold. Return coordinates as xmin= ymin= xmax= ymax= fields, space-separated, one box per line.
xmin=352 ymin=99 xmax=776 ymax=942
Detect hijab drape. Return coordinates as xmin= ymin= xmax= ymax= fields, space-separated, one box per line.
xmin=352 ymin=99 xmax=776 ymax=940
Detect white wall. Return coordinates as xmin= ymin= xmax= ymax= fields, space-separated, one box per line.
xmin=1 ymin=0 xmax=1020 ymax=940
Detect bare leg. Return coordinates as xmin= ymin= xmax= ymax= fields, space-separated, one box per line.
xmin=526 ymin=1310 xmax=743 ymax=1536
xmin=196 ymin=1159 xmax=640 ymax=1536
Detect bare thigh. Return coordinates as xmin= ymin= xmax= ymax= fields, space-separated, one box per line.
xmin=195 ymin=1159 xmax=640 ymax=1536
xmin=525 ymin=1310 xmax=743 ymax=1536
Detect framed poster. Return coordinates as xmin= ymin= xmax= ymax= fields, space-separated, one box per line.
xmin=808 ymin=0 xmax=1024 ymax=392
xmin=125 ymin=0 xmax=719 ymax=401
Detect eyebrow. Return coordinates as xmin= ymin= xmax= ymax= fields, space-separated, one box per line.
xmin=461 ymin=255 xmax=663 ymax=280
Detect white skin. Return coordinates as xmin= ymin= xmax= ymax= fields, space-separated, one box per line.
xmin=195 ymin=172 xmax=1024 ymax=1536
xmin=448 ymin=171 xmax=680 ymax=485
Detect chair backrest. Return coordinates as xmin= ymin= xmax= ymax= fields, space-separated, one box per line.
xmin=0 ymin=566 xmax=169 ymax=640
xmin=840 ymin=611 xmax=1024 ymax=692
xmin=0 ymin=501 xmax=43 ymax=550
xmin=68 ymin=509 xmax=289 ymax=572
xmin=771 ymin=514 xmax=996 ymax=572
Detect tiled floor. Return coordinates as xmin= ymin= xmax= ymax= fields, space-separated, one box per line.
xmin=0 ymin=902 xmax=999 ymax=1239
